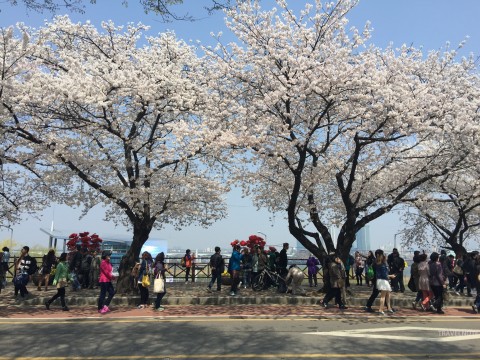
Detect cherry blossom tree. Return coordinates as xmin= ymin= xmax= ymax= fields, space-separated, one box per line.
xmin=1 ymin=18 xmax=231 ymax=292
xmin=205 ymin=0 xmax=480 ymax=264
xmin=401 ymin=165 xmax=480 ymax=258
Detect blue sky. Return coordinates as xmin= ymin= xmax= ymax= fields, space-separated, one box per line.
xmin=1 ymin=0 xmax=479 ymax=252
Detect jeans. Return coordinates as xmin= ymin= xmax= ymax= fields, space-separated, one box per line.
xmin=138 ymin=283 xmax=149 ymax=305
xmin=230 ymin=270 xmax=240 ymax=294
xmin=98 ymin=282 xmax=115 ymax=310
xmin=323 ymin=287 xmax=343 ymax=307
xmin=391 ymin=271 xmax=405 ymax=292
xmin=366 ymin=286 xmax=380 ymax=308
xmin=155 ymin=287 xmax=166 ymax=309
xmin=431 ymin=285 xmax=444 ymax=311
xmin=185 ymin=267 xmax=191 ymax=282
xmin=308 ymin=273 xmax=318 ymax=287
xmin=242 ymin=268 xmax=252 ymax=287
xmin=209 ymin=270 xmax=222 ymax=290
xmin=48 ymin=287 xmax=66 ymax=308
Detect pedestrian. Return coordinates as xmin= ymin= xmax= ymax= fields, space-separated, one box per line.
xmin=429 ymin=252 xmax=446 ymax=314
xmin=410 ymin=251 xmax=423 ymax=309
xmin=251 ymin=246 xmax=267 ymax=285
xmin=306 ymin=254 xmax=319 ymax=287
xmin=471 ymin=253 xmax=480 ymax=314
xmin=321 ymin=253 xmax=347 ymax=310
xmin=453 ymin=255 xmax=465 ymax=295
xmin=418 ymin=253 xmax=434 ymax=311
xmin=68 ymin=245 xmax=82 ymax=291
xmin=207 ymin=246 xmax=224 ymax=292
xmin=364 ymin=250 xmax=375 ymax=287
xmin=137 ymin=251 xmax=151 ymax=309
xmin=89 ymin=250 xmax=101 ymax=289
xmin=45 ymin=252 xmax=70 ymax=311
xmin=80 ymin=247 xmax=92 ymax=289
xmin=228 ymin=244 xmax=243 ymax=296
xmin=364 ymin=249 xmax=383 ymax=313
xmin=241 ymin=247 xmax=252 ymax=288
xmin=278 ymin=243 xmax=289 ymax=277
xmin=374 ymin=250 xmax=395 ymax=315
xmin=286 ymin=264 xmax=305 ymax=295
xmin=268 ymin=247 xmax=278 ymax=272
xmin=38 ymin=249 xmax=56 ymax=291
xmin=97 ymin=250 xmax=116 ymax=314
xmin=14 ymin=246 xmax=37 ymax=299
xmin=463 ymin=252 xmax=476 ymax=297
xmin=354 ymin=251 xmax=364 ymax=286
xmin=344 ymin=253 xmax=354 ymax=288
xmin=389 ymin=249 xmax=405 ymax=292
xmin=153 ymin=252 xmax=167 ymax=312
xmin=182 ymin=249 xmax=195 ymax=283
xmin=1 ymin=247 xmax=11 ymax=291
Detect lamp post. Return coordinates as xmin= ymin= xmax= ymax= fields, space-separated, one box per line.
xmin=257 ymin=231 xmax=267 ymax=242
xmin=6 ymin=226 xmax=13 ymax=248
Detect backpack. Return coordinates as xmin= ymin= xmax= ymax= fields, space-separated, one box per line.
xmin=131 ymin=262 xmax=141 ymax=277
xmin=367 ymin=266 xmax=374 ymax=280
xmin=181 ymin=256 xmax=186 ymax=267
xmin=26 ymin=256 xmax=37 ymax=276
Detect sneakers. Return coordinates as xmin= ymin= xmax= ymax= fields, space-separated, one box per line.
xmin=339 ymin=305 xmax=348 ymax=310
xmin=412 ymin=301 xmax=417 ymax=310
xmin=321 ymin=302 xmax=328 ymax=308
xmin=229 ymin=291 xmax=235 ymax=296
xmin=420 ymin=303 xmax=427 ymax=311
xmin=364 ymin=306 xmax=374 ymax=313
xmin=387 ymin=309 xmax=395 ymax=314
xmin=378 ymin=311 xmax=385 ymax=315
xmin=62 ymin=306 xmax=70 ymax=311
xmin=472 ymin=305 xmax=479 ymax=314
xmin=99 ymin=305 xmax=109 ymax=314
xmin=154 ymin=306 xmax=165 ymax=312
xmin=104 ymin=305 xmax=110 ymax=313
xmin=206 ymin=287 xmax=212 ymax=292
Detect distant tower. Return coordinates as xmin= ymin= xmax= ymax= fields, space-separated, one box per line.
xmin=353 ymin=225 xmax=371 ymax=252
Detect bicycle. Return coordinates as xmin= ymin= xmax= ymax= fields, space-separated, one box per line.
xmin=252 ymin=268 xmax=286 ymax=292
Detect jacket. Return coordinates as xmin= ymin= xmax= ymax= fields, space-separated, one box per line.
xmin=229 ymin=250 xmax=243 ymax=271
xmin=99 ymin=259 xmax=114 ymax=283
xmin=53 ymin=261 xmax=70 ymax=284
xmin=306 ymin=256 xmax=319 ymax=275
xmin=418 ymin=260 xmax=431 ymax=291
xmin=429 ymin=260 xmax=444 ymax=287
xmin=329 ymin=261 xmax=345 ymax=288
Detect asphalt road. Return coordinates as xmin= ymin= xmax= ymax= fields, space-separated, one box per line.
xmin=1 ymin=315 xmax=479 ymax=359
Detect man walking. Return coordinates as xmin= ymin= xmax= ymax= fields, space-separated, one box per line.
xmin=207 ymin=246 xmax=224 ymax=292
xmin=278 ymin=243 xmax=289 ymax=277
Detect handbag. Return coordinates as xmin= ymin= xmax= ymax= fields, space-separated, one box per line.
xmin=154 ymin=275 xmax=165 ymax=293
xmin=452 ymin=264 xmax=463 ymax=276
xmin=141 ymin=274 xmax=150 ymax=287
xmin=407 ymin=276 xmax=416 ymax=292
xmin=56 ymin=278 xmax=68 ymax=289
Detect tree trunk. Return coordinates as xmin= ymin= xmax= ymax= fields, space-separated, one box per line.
xmin=116 ymin=220 xmax=153 ymax=294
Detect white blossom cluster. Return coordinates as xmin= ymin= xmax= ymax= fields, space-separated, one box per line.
xmin=1 ymin=0 xmax=479 ymax=263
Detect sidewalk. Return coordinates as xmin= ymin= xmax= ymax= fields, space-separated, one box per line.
xmin=2 ymin=280 xmax=476 ymax=306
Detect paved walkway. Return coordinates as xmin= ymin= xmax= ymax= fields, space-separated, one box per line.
xmin=1 ymin=281 xmax=477 ymax=319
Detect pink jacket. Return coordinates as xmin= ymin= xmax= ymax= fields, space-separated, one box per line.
xmin=99 ymin=259 xmax=114 ymax=283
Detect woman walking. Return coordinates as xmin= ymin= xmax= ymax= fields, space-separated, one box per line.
xmin=45 ymin=252 xmax=70 ymax=311
xmin=429 ymin=252 xmax=446 ymax=314
xmin=374 ymin=251 xmax=396 ymax=315
xmin=97 ymin=250 xmax=116 ymax=314
xmin=153 ymin=252 xmax=167 ymax=312
xmin=418 ymin=253 xmax=434 ymax=311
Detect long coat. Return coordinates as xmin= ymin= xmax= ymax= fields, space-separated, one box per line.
xmin=418 ymin=260 xmax=431 ymax=292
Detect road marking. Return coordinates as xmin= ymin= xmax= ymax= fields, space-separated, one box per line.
xmin=304 ymin=326 xmax=480 ymax=343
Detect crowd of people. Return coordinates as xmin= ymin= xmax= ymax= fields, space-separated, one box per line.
xmin=2 ymin=242 xmax=479 ymax=316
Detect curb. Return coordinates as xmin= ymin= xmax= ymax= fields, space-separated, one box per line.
xmin=11 ymin=295 xmax=475 ymax=308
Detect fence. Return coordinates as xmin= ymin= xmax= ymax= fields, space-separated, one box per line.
xmin=3 ymin=256 xmax=366 ymax=283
